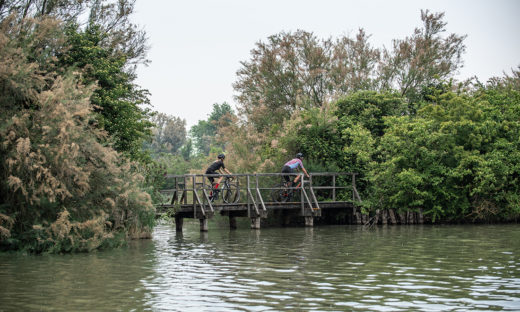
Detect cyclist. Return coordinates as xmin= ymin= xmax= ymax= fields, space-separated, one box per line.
xmin=282 ymin=152 xmax=310 ymax=187
xmin=205 ymin=154 xmax=232 ymax=194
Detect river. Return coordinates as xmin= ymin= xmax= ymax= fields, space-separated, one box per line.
xmin=1 ymin=221 xmax=519 ymax=311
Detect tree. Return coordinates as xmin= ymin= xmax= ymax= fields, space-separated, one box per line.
xmin=369 ymin=83 xmax=520 ymax=222
xmin=0 ymin=0 xmax=148 ymax=66
xmin=0 ymin=0 xmax=88 ymax=21
xmin=57 ymin=24 xmax=153 ymax=161
xmin=0 ymin=16 xmax=154 ymax=252
xmin=378 ymin=10 xmax=466 ymax=107
xmin=148 ymin=112 xmax=186 ymax=154
xmin=190 ymin=102 xmax=235 ymax=155
xmin=1 ymin=1 xmax=152 ymax=162
xmin=234 ymin=29 xmax=382 ymax=131
xmin=234 ymin=30 xmax=330 ymax=130
xmin=330 ymin=29 xmax=380 ymax=93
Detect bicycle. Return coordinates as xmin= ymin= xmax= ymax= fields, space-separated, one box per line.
xmin=209 ymin=176 xmax=240 ymax=203
xmin=271 ymin=177 xmax=302 ymax=203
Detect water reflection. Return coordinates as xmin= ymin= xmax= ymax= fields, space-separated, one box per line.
xmin=1 ymin=222 xmax=519 ymax=311
xmin=0 ymin=238 xmax=157 ymax=311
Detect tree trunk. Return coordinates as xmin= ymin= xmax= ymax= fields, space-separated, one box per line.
xmin=398 ymin=212 xmax=406 ymax=224
xmin=418 ymin=208 xmax=424 ymax=224
xmin=374 ymin=209 xmax=380 ymax=224
xmin=388 ymin=209 xmax=397 ymax=224
xmin=381 ymin=210 xmax=388 ymax=225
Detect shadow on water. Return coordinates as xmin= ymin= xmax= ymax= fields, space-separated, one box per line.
xmin=1 ymin=220 xmax=519 ymax=311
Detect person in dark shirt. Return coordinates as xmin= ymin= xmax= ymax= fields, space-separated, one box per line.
xmin=205 ymin=154 xmax=232 ymax=190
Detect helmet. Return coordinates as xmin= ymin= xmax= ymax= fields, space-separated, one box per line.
xmin=296 ymin=153 xmax=303 ymax=159
xmin=218 ymin=153 xmax=225 ymax=160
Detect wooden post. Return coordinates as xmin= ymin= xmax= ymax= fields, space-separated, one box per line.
xmin=183 ymin=176 xmax=187 ymax=204
xmin=192 ymin=175 xmax=197 ymax=218
xmin=356 ymin=212 xmax=362 ymax=224
xmin=246 ymin=175 xmax=250 ymax=218
xmin=200 ymin=218 xmax=208 ymax=232
xmin=332 ymin=174 xmax=336 ymax=201
xmin=255 ymin=174 xmax=259 ymax=207
xmin=251 ymin=217 xmax=261 ymax=229
xmin=229 ymin=216 xmax=237 ymax=230
xmin=304 ymin=216 xmax=314 ymax=227
xmin=175 ymin=216 xmax=183 ymax=232
xmin=170 ymin=177 xmax=179 ymax=205
xmin=283 ymin=212 xmax=291 ymax=226
xmin=301 ymin=174 xmax=305 ymax=215
xmin=352 ymin=174 xmax=355 ymax=202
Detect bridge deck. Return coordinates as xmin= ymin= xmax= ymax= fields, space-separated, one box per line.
xmin=157 ymin=201 xmax=355 ymax=213
xmin=156 ymin=172 xmax=362 ymax=231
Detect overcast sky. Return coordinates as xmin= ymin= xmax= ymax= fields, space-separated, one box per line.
xmin=132 ymin=0 xmax=520 ymax=129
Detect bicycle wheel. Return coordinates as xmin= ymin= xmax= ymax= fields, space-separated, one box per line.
xmin=223 ymin=183 xmax=240 ymax=203
xmin=271 ymin=183 xmax=291 ymax=203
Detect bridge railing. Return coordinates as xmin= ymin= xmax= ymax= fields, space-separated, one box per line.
xmin=157 ymin=172 xmax=361 ymax=217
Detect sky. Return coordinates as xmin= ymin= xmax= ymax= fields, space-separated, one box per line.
xmin=132 ymin=0 xmax=520 ymax=129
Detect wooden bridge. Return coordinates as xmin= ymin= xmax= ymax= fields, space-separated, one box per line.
xmin=156 ymin=172 xmax=363 ymax=231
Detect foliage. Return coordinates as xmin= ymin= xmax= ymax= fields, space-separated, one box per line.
xmin=146 ymin=112 xmax=186 ymax=154
xmin=217 ymin=114 xmax=273 ymax=173
xmin=378 ymin=10 xmax=466 ymax=107
xmin=154 ymin=153 xmax=204 ymax=176
xmin=368 ymin=82 xmax=520 ymax=222
xmin=190 ymin=102 xmax=235 ymax=155
xmin=233 ymin=29 xmax=380 ymax=131
xmin=0 ymin=14 xmax=154 ymax=253
xmin=0 ymin=1 xmax=153 ymax=162
xmin=233 ymin=10 xmax=464 ymax=132
xmin=0 ymin=0 xmax=149 ymax=65
xmin=58 ymin=24 xmax=153 ymax=162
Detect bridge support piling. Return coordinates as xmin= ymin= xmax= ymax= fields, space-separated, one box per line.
xmin=251 ymin=217 xmax=261 ymax=229
xmin=175 ymin=216 xmax=183 ymax=232
xmin=283 ymin=213 xmax=291 ymax=226
xmin=304 ymin=216 xmax=314 ymax=227
xmin=354 ymin=211 xmax=362 ymax=224
xmin=200 ymin=218 xmax=209 ymax=232
xmin=229 ymin=216 xmax=237 ymax=230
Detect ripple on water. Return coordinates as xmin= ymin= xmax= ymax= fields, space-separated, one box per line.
xmin=1 ymin=223 xmax=519 ymax=311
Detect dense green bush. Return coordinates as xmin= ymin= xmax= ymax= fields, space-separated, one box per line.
xmin=0 ymin=16 xmax=154 ymax=253
xmin=367 ymin=84 xmax=520 ymax=222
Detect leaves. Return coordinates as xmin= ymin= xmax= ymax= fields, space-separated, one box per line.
xmin=0 ymin=12 xmax=154 ymax=253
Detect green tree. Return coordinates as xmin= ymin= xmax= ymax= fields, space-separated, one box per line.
xmin=378 ymin=10 xmax=466 ymax=107
xmin=190 ymin=102 xmax=235 ymax=155
xmin=234 ymin=29 xmax=381 ymax=131
xmin=0 ymin=0 xmax=148 ymax=65
xmin=147 ymin=112 xmax=186 ymax=154
xmin=0 ymin=16 xmax=154 ymax=252
xmin=369 ymin=83 xmax=520 ymax=222
xmin=0 ymin=1 xmax=152 ymax=161
xmin=270 ymin=91 xmax=405 ymax=198
xmin=58 ymin=24 xmax=153 ymax=161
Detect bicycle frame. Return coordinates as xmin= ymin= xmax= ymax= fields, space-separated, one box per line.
xmin=209 ymin=176 xmax=239 ymax=203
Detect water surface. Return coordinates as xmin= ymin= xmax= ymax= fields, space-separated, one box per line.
xmin=1 ymin=222 xmax=519 ymax=311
